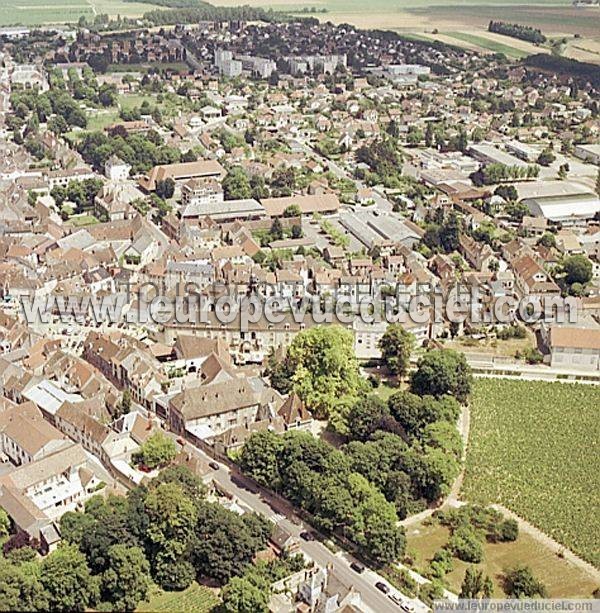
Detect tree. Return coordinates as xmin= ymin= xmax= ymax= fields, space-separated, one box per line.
xmin=347 ymin=395 xmax=391 ymax=442
xmin=411 ymin=350 xmax=472 ymax=403
xmin=284 ymin=326 xmax=369 ymax=430
xmin=221 ymin=576 xmax=269 ymax=613
xmin=239 ymin=430 xmax=283 ymax=488
xmin=537 ymin=147 xmax=555 ymax=167
xmin=439 ymin=213 xmax=461 ymax=253
xmin=446 ymin=525 xmax=484 ymax=563
xmin=116 ymin=389 xmax=131 ymax=418
xmin=503 ymin=565 xmax=547 ymax=598
xmin=102 ymin=545 xmax=150 ymax=611
xmin=0 ymin=559 xmax=48 ymax=612
xmin=558 ymin=163 xmax=569 ymax=180
xmin=193 ymin=502 xmax=268 ymax=584
xmin=181 ymin=149 xmax=197 ymax=163
xmin=3 ymin=531 xmax=39 ymax=556
xmin=283 ymin=204 xmax=301 ymax=218
xmin=133 ymin=431 xmax=177 ymax=470
xmin=152 ymin=464 xmax=206 ymax=503
xmin=144 ymin=482 xmax=197 ymax=554
xmin=379 ymin=324 xmax=415 ymax=378
xmin=537 ymin=232 xmax=556 ymax=249
xmin=40 ymin=544 xmax=99 ymax=612
xmin=155 ymin=178 xmax=175 ymax=199
xmin=563 ymin=255 xmax=593 ymax=286
xmin=494 ymin=184 xmax=518 ymax=202
xmin=270 ymin=217 xmax=283 ymax=240
xmin=223 ymin=167 xmax=252 ymax=199
xmin=0 ymin=507 xmax=9 ymax=538
xmin=461 ymin=566 xmax=494 ymax=598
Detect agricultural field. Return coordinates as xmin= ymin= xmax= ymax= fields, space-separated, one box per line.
xmin=437 ymin=32 xmax=530 ymax=59
xmin=406 ymin=520 xmax=599 ymax=597
xmin=0 ymin=0 xmax=160 ymax=26
xmin=137 ymin=582 xmax=219 ymax=613
xmin=3 ymin=0 xmax=92 ymax=26
xmin=462 ymin=379 xmax=600 ymax=569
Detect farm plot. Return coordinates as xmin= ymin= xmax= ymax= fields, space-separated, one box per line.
xmin=2 ymin=0 xmax=92 ymax=26
xmin=440 ymin=32 xmax=529 ymax=59
xmin=462 ymin=379 xmax=600 ymax=569
xmin=137 ymin=582 xmax=219 ymax=612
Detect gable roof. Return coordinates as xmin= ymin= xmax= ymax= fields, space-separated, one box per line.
xmin=260 ymin=193 xmax=340 ymax=217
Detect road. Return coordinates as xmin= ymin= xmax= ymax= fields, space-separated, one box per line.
xmin=176 ymin=438 xmax=425 ymax=613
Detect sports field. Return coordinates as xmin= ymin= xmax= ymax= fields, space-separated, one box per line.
xmin=462 ymin=379 xmax=600 ymax=569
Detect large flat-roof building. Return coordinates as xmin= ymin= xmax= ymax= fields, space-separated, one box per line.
xmin=574 ymin=143 xmax=600 ymax=166
xmin=522 ymin=192 xmax=600 ymax=225
xmin=468 ymin=143 xmax=529 ymax=168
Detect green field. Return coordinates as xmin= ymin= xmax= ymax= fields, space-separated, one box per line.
xmin=0 ymin=0 xmax=160 ymax=26
xmin=137 ymin=582 xmax=219 ymax=613
xmin=462 ymin=379 xmax=600 ymax=569
xmin=406 ymin=520 xmax=598 ymax=597
xmin=440 ymin=31 xmax=529 ymax=58
xmin=3 ymin=0 xmax=92 ymax=26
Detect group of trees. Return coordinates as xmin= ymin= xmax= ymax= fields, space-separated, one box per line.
xmin=50 ymin=178 xmax=104 ymax=217
xmin=240 ymin=430 xmax=406 ymax=565
xmin=142 ymin=4 xmax=281 ymax=27
xmin=345 ymin=391 xmax=462 ymax=516
xmin=77 ymin=129 xmax=181 ymax=174
xmin=266 ymin=326 xmax=370 ymax=432
xmin=246 ymin=348 xmax=471 ymax=563
xmin=8 ymin=85 xmax=85 ymax=144
xmin=488 ymin=21 xmax=546 ymax=45
xmin=0 ymin=465 xmax=276 ymax=611
xmin=66 ymin=65 xmax=118 ymax=109
xmin=423 ymin=211 xmax=462 ymax=255
xmin=0 ymin=465 xmax=274 ymax=612
xmin=222 ymin=167 xmax=269 ymax=201
xmin=472 ymin=163 xmax=539 ymax=186
xmin=435 ymin=505 xmax=518 ymax=565
xmin=356 ymin=138 xmax=404 ymax=188
xmin=559 ymin=254 xmax=594 ymax=296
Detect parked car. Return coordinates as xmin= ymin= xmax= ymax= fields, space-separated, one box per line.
xmin=388 ymin=593 xmax=403 ymax=606
xmin=209 ymin=461 xmax=220 ymax=470
xmin=300 ymin=531 xmax=315 ymax=541
xmin=375 ymin=582 xmax=390 ymax=594
xmin=350 ymin=562 xmax=365 ymax=574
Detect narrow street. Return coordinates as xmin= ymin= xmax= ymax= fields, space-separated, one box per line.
xmin=174 ymin=435 xmax=427 ymax=613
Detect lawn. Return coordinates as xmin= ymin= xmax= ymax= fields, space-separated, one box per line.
xmin=68 ymin=214 xmax=99 ymax=227
xmin=462 ymin=379 xmax=600 ymax=569
xmin=137 ymin=582 xmax=219 ymax=613
xmin=406 ymin=520 xmax=598 ymax=598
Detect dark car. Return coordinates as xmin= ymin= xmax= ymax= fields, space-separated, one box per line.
xmin=208 ymin=461 xmax=220 ymax=470
xmin=375 ymin=582 xmax=390 ymax=594
xmin=300 ymin=531 xmax=315 ymax=541
xmin=350 ymin=562 xmax=365 ymax=574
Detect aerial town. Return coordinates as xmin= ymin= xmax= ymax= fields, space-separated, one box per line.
xmin=0 ymin=10 xmax=598 ymax=613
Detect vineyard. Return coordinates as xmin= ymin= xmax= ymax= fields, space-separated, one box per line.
xmin=463 ymin=379 xmax=600 ymax=569
xmin=137 ymin=582 xmax=219 ymax=612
